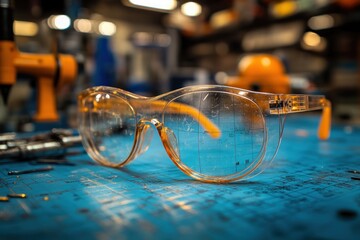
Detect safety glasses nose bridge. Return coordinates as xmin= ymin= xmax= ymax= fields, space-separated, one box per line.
xmin=134 ymin=118 xmax=181 ymax=164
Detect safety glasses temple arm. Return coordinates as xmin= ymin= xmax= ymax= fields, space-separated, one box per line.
xmin=268 ymin=95 xmax=331 ymax=140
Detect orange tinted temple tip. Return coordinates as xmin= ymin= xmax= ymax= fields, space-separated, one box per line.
xmin=317 ymin=100 xmax=331 ymax=140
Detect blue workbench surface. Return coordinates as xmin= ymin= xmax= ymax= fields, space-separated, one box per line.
xmin=1 ymin=115 xmax=360 ymax=240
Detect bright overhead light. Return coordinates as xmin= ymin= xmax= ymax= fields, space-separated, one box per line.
xmin=302 ymin=31 xmax=327 ymax=51
xmin=99 ymin=21 xmax=116 ymax=36
xmin=74 ymin=19 xmax=93 ymax=33
xmin=47 ymin=15 xmax=71 ymax=30
xmin=14 ymin=21 xmax=38 ymax=36
xmin=303 ymin=32 xmax=321 ymax=47
xmin=129 ymin=0 xmax=177 ymax=11
xmin=181 ymin=2 xmax=202 ymax=17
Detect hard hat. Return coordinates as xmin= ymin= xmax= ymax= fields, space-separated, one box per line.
xmin=226 ymin=54 xmax=290 ymax=93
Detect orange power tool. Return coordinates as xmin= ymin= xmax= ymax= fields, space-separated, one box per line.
xmin=225 ymin=54 xmax=290 ymax=94
xmin=0 ymin=0 xmax=77 ymax=122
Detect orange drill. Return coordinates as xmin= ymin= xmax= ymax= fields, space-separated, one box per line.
xmin=0 ymin=0 xmax=77 ymax=122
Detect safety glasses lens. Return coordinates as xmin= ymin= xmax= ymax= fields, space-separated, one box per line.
xmin=82 ymin=93 xmax=136 ymax=165
xmin=163 ymin=91 xmax=266 ymax=178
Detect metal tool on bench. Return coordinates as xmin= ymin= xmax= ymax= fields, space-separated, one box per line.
xmin=0 ymin=129 xmax=82 ymax=160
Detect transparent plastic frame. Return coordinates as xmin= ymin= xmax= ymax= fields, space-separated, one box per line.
xmin=78 ymin=85 xmax=331 ymax=183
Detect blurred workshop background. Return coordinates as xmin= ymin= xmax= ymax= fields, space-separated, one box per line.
xmin=0 ymin=0 xmax=360 ymax=132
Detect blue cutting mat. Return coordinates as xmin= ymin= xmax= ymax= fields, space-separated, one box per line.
xmin=0 ymin=115 xmax=360 ymax=240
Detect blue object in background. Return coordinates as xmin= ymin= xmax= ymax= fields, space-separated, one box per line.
xmin=92 ymin=37 xmax=116 ymax=87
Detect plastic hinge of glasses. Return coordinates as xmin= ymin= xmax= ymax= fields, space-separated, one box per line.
xmin=269 ymin=96 xmax=331 ymax=140
xmin=269 ymin=96 xmax=307 ymax=114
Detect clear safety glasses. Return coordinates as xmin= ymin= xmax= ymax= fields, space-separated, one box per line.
xmin=78 ymin=85 xmax=331 ymax=183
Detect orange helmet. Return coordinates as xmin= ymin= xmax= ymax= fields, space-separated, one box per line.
xmin=226 ymin=54 xmax=290 ymax=93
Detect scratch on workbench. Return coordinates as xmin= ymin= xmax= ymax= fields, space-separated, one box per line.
xmin=17 ymin=199 xmax=31 ymax=215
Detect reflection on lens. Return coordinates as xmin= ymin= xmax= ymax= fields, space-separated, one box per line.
xmin=81 ymin=93 xmax=136 ymax=165
xmin=163 ymin=91 xmax=266 ymax=179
